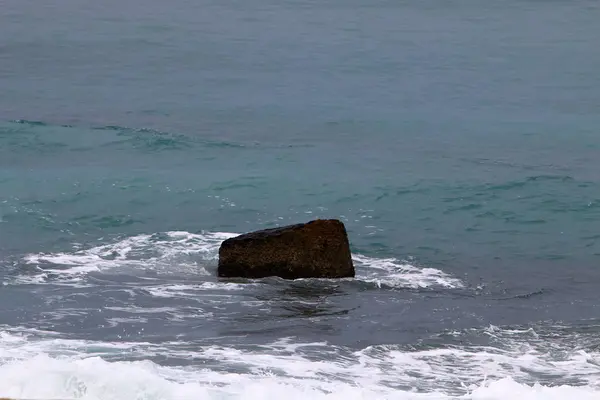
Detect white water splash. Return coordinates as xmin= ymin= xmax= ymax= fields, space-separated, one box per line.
xmin=17 ymin=231 xmax=238 ymax=285
xmin=1 ymin=328 xmax=599 ymax=399
xmin=15 ymin=230 xmax=463 ymax=290
xmin=352 ymin=254 xmax=464 ymax=289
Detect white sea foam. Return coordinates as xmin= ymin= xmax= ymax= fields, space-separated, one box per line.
xmin=148 ymin=281 xmax=257 ymax=296
xmin=17 ymin=231 xmax=238 ymax=285
xmin=25 ymin=231 xmax=237 ymax=266
xmin=16 ymin=230 xmax=463 ymax=290
xmin=352 ymin=254 xmax=464 ymax=289
xmin=0 ymin=328 xmax=599 ymax=399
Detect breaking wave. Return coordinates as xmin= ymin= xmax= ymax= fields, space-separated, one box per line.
xmin=1 ymin=326 xmax=599 ymax=399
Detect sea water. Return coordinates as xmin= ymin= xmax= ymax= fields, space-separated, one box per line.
xmin=1 ymin=0 xmax=600 ymax=398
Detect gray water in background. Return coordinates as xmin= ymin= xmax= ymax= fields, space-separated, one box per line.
xmin=1 ymin=0 xmax=600 ymax=396
xmin=3 ymin=1 xmax=600 ymax=133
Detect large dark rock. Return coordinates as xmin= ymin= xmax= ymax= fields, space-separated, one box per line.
xmin=218 ymin=219 xmax=355 ymax=279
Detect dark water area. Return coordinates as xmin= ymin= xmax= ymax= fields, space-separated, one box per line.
xmin=1 ymin=1 xmax=600 ymax=398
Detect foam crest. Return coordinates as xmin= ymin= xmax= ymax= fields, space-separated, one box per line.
xmin=469 ymin=378 xmax=600 ymax=400
xmin=353 ymin=254 xmax=464 ymax=289
xmin=144 ymin=281 xmax=257 ymax=298
xmin=2 ymin=328 xmax=599 ymax=399
xmin=21 ymin=232 xmax=460 ymax=289
xmin=18 ymin=231 xmax=237 ymax=284
xmin=13 ymin=230 xmax=464 ymax=290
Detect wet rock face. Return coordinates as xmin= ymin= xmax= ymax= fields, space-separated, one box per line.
xmin=217 ymin=219 xmax=355 ymax=279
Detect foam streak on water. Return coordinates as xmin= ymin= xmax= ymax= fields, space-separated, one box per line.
xmin=16 ymin=231 xmax=237 ymax=285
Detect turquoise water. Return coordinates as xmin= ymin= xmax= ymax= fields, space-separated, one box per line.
xmin=2 ymin=120 xmax=599 ymax=273
xmin=1 ymin=1 xmax=600 ymax=398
